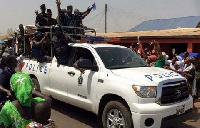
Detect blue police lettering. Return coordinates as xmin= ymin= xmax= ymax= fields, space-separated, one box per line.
xmin=145 ymin=75 xmax=153 ymax=81
xmin=26 ymin=63 xmax=29 ymax=69
xmin=36 ymin=65 xmax=39 ymax=72
xmin=161 ymin=73 xmax=171 ymax=77
xmin=40 ymin=66 xmax=43 ymax=72
xmin=153 ymin=74 xmax=163 ymax=78
xmin=32 ymin=64 xmax=35 ymax=71
xmin=29 ymin=64 xmax=32 ymax=70
xmin=44 ymin=66 xmax=47 ymax=74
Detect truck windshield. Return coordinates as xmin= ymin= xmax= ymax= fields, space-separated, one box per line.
xmin=95 ymin=47 xmax=149 ymax=69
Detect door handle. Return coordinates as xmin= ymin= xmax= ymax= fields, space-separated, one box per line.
xmin=68 ymin=71 xmax=75 ymax=76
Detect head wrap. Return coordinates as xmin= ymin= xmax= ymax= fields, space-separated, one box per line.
xmin=10 ymin=72 xmax=33 ymax=107
xmin=176 ymin=55 xmax=183 ymax=61
xmin=176 ymin=61 xmax=184 ymax=69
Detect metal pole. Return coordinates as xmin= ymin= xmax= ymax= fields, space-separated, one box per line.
xmin=50 ymin=26 xmax=53 ymax=57
xmin=23 ymin=27 xmax=26 ymax=55
xmin=105 ymin=4 xmax=107 ymax=33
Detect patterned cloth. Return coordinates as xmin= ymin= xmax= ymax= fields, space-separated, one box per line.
xmin=0 ymin=98 xmax=45 ymax=128
xmin=0 ymin=72 xmax=45 ymax=128
xmin=10 ymin=73 xmax=34 ymax=107
xmin=26 ymin=119 xmax=56 ymax=128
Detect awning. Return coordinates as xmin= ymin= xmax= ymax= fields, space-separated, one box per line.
xmin=179 ymin=52 xmax=200 ymax=58
xmin=0 ymin=40 xmax=4 ymax=44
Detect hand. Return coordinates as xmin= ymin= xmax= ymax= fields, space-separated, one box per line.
xmin=35 ymin=10 xmax=38 ymax=15
xmin=56 ymin=0 xmax=61 ymax=6
xmin=87 ymin=6 xmax=92 ymax=12
xmin=7 ymin=90 xmax=11 ymax=97
xmin=44 ymin=32 xmax=49 ymax=39
xmin=80 ymin=69 xmax=85 ymax=74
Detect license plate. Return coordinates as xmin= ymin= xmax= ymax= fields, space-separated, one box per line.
xmin=176 ymin=105 xmax=185 ymax=115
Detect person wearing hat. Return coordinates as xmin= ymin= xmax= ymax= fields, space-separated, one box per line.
xmin=46 ymin=9 xmax=57 ymax=26
xmin=16 ymin=24 xmax=25 ymax=55
xmin=35 ymin=4 xmax=47 ymax=27
xmin=51 ymin=24 xmax=75 ymax=66
xmin=183 ymin=57 xmax=196 ymax=98
xmin=56 ymin=0 xmax=74 ymax=27
xmin=74 ymin=5 xmax=94 ymax=28
xmin=32 ymin=31 xmax=49 ymax=63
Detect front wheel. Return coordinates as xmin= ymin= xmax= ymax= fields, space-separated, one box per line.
xmin=102 ymin=100 xmax=133 ymax=128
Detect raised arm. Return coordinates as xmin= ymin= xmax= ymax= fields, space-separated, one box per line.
xmin=81 ymin=6 xmax=93 ymax=19
xmin=56 ymin=0 xmax=61 ymax=13
xmin=152 ymin=41 xmax=162 ymax=58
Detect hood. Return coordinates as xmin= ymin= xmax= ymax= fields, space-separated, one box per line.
xmin=111 ymin=67 xmax=184 ymax=86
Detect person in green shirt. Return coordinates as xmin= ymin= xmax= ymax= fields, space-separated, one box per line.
xmin=151 ymin=41 xmax=165 ymax=68
xmin=0 ymin=72 xmax=52 ymax=128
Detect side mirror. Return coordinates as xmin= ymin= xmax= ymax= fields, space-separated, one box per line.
xmin=76 ymin=59 xmax=98 ymax=71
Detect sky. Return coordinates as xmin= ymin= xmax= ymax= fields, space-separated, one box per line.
xmin=0 ymin=0 xmax=200 ymax=34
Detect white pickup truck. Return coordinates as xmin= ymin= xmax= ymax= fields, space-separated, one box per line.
xmin=21 ymin=43 xmax=193 ymax=128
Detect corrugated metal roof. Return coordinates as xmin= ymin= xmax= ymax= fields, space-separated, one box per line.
xmin=130 ymin=16 xmax=200 ymax=32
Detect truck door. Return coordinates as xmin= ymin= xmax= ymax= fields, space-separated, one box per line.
xmin=67 ymin=47 xmax=99 ymax=112
xmin=49 ymin=57 xmax=69 ymax=103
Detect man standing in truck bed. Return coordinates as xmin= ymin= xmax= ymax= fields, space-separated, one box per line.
xmin=51 ymin=25 xmax=75 ymax=66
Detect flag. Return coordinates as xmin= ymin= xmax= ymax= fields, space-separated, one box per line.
xmin=92 ymin=2 xmax=96 ymax=11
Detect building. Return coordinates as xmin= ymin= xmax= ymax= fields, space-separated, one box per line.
xmin=96 ymin=16 xmax=200 ymax=57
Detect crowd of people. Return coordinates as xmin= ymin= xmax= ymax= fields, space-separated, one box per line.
xmin=131 ymin=41 xmax=200 ymax=101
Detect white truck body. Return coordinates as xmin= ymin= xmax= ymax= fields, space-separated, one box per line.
xmin=22 ymin=43 xmax=193 ymax=128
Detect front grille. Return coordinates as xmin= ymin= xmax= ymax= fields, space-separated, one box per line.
xmin=161 ymin=80 xmax=189 ymax=104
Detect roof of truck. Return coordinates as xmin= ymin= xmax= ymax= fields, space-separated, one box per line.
xmin=69 ymin=43 xmax=127 ymax=48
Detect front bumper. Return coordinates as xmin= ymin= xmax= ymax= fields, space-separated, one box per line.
xmin=130 ymin=96 xmax=193 ymax=128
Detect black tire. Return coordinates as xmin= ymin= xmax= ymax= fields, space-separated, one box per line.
xmin=32 ymin=77 xmax=41 ymax=92
xmin=102 ymin=100 xmax=133 ymax=128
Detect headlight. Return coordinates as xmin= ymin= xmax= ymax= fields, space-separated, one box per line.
xmin=132 ymin=86 xmax=157 ymax=98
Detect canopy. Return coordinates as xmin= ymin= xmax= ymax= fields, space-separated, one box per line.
xmin=179 ymin=52 xmax=200 ymax=59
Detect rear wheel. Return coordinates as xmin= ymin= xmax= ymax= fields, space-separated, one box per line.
xmin=102 ymin=100 xmax=133 ymax=128
xmin=32 ymin=77 xmax=41 ymax=92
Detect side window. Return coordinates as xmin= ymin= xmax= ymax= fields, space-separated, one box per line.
xmin=58 ymin=46 xmax=73 ymax=66
xmin=68 ymin=47 xmax=97 ymax=67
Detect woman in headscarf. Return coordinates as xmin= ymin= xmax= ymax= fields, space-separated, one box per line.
xmin=0 ymin=72 xmax=52 ymax=128
xmin=183 ymin=57 xmax=196 ymax=98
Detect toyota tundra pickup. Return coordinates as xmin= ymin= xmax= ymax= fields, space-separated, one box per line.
xmin=21 ymin=43 xmax=193 ymax=128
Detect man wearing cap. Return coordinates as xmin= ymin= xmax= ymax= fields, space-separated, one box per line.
xmin=51 ymin=24 xmax=75 ymax=66
xmin=46 ymin=9 xmax=57 ymax=26
xmin=35 ymin=4 xmax=47 ymax=27
xmin=56 ymin=0 xmax=74 ymax=27
xmin=32 ymin=31 xmax=49 ymax=63
xmin=74 ymin=5 xmax=94 ymax=27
